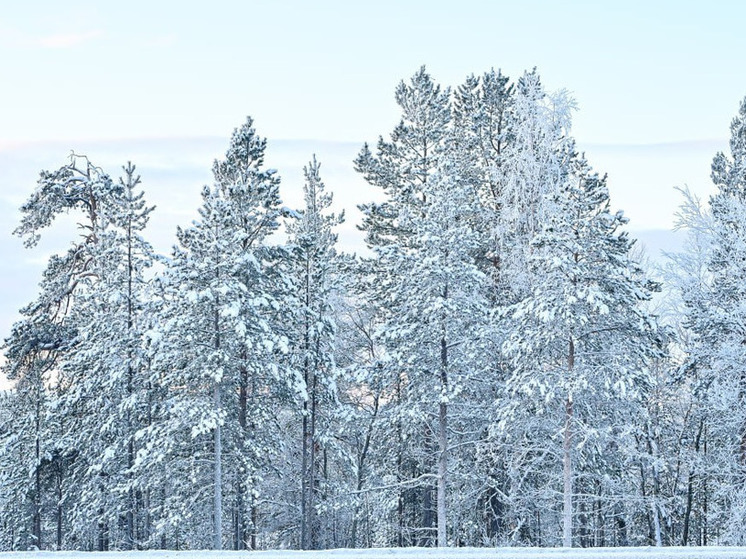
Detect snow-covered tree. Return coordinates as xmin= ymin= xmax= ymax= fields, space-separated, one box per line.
xmin=7 ymin=67 xmax=744 ymax=552
xmin=493 ymin=70 xmax=576 ymax=301
xmin=55 ymin=162 xmax=156 ymax=550
xmin=654 ymin=186 xmax=714 ymax=546
xmin=452 ymin=68 xmax=514 ymax=289
xmin=333 ymin=297 xmax=387 ymax=548
xmin=282 ymin=156 xmax=344 ymax=549
xmin=499 ymin=152 xmax=662 ymax=547
xmin=355 ymin=67 xmax=456 ymax=547
xmin=141 ymin=118 xmax=287 ymax=549
xmin=453 ymin=69 xmax=584 ymax=545
xmin=356 ymin=67 xmax=496 ymax=548
xmin=387 ymin=151 xmax=490 ymax=547
xmin=0 ymin=154 xmax=152 ymax=550
xmin=356 ymin=65 xmax=451 ymax=250
xmin=681 ymin=96 xmax=746 ymax=543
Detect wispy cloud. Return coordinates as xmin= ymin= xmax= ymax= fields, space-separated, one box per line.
xmin=37 ymin=29 xmax=103 ymax=49
xmin=140 ymin=34 xmax=177 ymax=48
xmin=581 ymin=138 xmax=727 ymax=156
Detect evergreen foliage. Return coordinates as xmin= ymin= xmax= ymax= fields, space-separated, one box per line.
xmin=3 ymin=71 xmax=744 ymax=552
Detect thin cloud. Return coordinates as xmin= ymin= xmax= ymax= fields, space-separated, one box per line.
xmin=581 ymin=138 xmax=727 ymax=156
xmin=37 ymin=29 xmax=103 ymax=49
xmin=140 ymin=33 xmax=177 ymax=48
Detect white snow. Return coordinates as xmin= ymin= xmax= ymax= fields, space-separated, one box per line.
xmin=2 ymin=548 xmax=746 ymax=559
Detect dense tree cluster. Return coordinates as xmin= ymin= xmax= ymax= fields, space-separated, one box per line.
xmin=0 ymin=67 xmax=744 ymax=551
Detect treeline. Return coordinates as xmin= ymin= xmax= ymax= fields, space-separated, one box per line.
xmin=1 ymin=66 xmax=745 ymax=551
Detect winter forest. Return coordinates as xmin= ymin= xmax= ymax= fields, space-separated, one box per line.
xmin=2 ymin=65 xmax=746 ymax=553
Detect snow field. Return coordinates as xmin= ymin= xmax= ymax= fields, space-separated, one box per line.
xmin=3 ymin=548 xmax=746 ymax=559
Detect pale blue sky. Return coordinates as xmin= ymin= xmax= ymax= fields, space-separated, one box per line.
xmin=2 ymin=1 xmax=746 ymax=387
xmin=1 ymin=1 xmax=745 ymax=144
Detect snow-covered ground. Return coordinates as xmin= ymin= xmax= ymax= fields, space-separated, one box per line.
xmin=3 ymin=548 xmax=746 ymax=558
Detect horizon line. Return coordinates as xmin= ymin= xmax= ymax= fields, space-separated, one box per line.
xmin=0 ymin=135 xmax=730 ymax=152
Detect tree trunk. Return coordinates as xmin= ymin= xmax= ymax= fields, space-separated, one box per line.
xmin=594 ymin=480 xmax=604 ymax=547
xmin=98 ymin=476 xmax=109 ymax=552
xmin=160 ymin=487 xmax=167 ymax=549
xmin=396 ymin=371 xmax=404 ymax=548
xmin=301 ymin=373 xmax=320 ymax=551
xmin=702 ymin=425 xmax=708 ymax=546
xmin=301 ymin=378 xmax=309 ymax=547
xmin=437 ymin=335 xmax=448 ymax=548
xmin=236 ymin=360 xmax=249 ymax=550
xmin=579 ymin=500 xmax=588 ymax=547
xmin=301 ymin=359 xmax=317 ymax=549
xmin=97 ymin=517 xmax=108 ymax=551
xmin=683 ymin=469 xmax=694 ymax=546
xmin=683 ymin=418 xmax=704 ymax=545
xmin=125 ymin=438 xmax=134 ymax=550
xmin=50 ymin=450 xmax=64 ymax=550
xmin=309 ymin=373 xmax=319 ymax=549
xmin=213 ymin=381 xmax=223 ymax=550
xmin=649 ymin=448 xmax=663 ymax=546
xmin=250 ymin=501 xmax=257 ymax=550
xmin=563 ymin=337 xmax=575 ymax=548
xmin=563 ymin=395 xmax=573 ymax=548
xmin=56 ymin=470 xmax=63 ymax=550
xmin=300 ymin=253 xmax=318 ymax=551
xmin=421 ymin=426 xmax=435 ymax=546
xmin=124 ymin=175 xmax=136 ymax=551
xmin=33 ymin=398 xmax=42 ymax=549
xmin=651 ymin=500 xmax=663 ymax=547
xmin=351 ymin=394 xmax=378 ymax=548
xmin=212 ymin=278 xmax=223 ymax=550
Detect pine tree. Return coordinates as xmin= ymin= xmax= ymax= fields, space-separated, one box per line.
xmin=283 ymin=156 xmax=344 ymax=549
xmin=500 ymin=151 xmax=661 ymax=547
xmin=356 ymin=67 xmax=496 ymax=548
xmin=452 ymin=68 xmax=514 ymax=287
xmin=355 ymin=66 xmax=454 ymax=546
xmin=55 ymin=162 xmax=155 ymax=550
xmin=389 ymin=151 xmax=490 ymax=548
xmin=684 ymin=96 xmax=746 ymax=542
xmin=143 ymin=117 xmax=286 ymax=549
xmin=454 ymin=69 xmax=578 ymax=544
xmin=0 ymin=154 xmax=150 ymax=550
xmin=356 ymin=65 xmax=451 ymax=250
